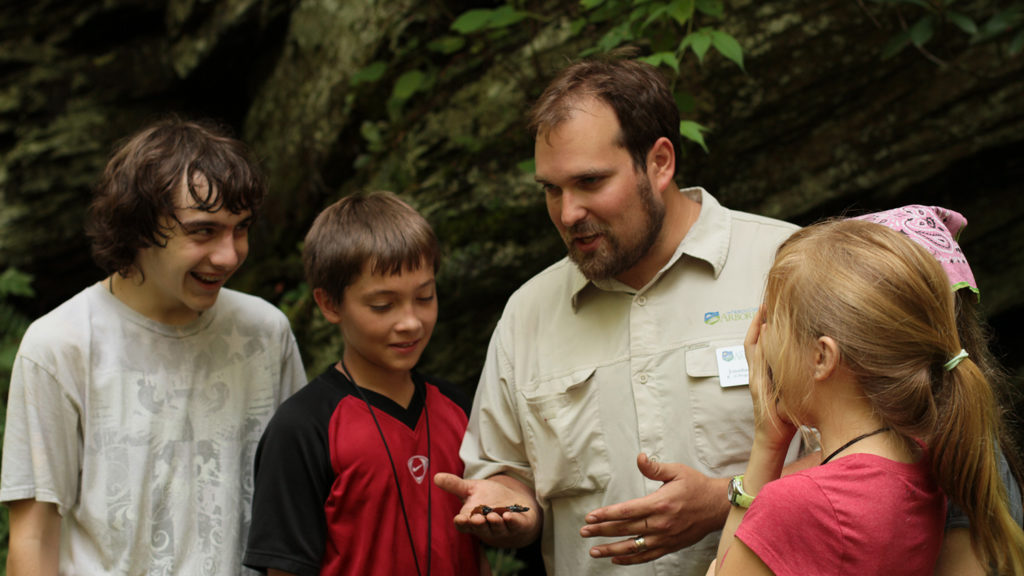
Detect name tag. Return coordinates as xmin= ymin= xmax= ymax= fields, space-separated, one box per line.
xmin=715 ymin=345 xmax=749 ymax=388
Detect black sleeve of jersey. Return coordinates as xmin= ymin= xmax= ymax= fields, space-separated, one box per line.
xmin=244 ymin=375 xmax=341 ymax=576
xmin=418 ymin=372 xmax=472 ymax=416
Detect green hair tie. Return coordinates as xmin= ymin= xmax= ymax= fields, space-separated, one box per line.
xmin=943 ymin=349 xmax=969 ymax=371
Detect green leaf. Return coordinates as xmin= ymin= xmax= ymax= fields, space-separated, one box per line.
xmin=570 ymin=17 xmax=587 ymax=36
xmin=909 ymin=15 xmax=935 ymax=46
xmin=685 ymin=30 xmax=712 ymax=63
xmin=392 ymin=69 xmax=427 ymax=101
xmin=0 ymin=304 xmax=30 ymax=338
xmin=359 ymin=121 xmax=382 ymax=145
xmin=427 ymin=35 xmax=466 ymax=54
xmin=977 ymin=9 xmax=1023 ymax=40
xmin=667 ymin=0 xmax=696 ymax=26
xmin=629 ymin=4 xmax=652 ymax=26
xmin=0 ymin=268 xmax=34 ymax=298
xmin=695 ymin=0 xmax=723 ymax=18
xmin=947 ymin=11 xmax=978 ymax=35
xmin=658 ymin=52 xmax=682 ymax=74
xmin=637 ymin=51 xmax=680 ymax=73
xmin=516 ymin=158 xmax=536 ymax=173
xmin=880 ymin=29 xmax=911 ymax=59
xmin=452 ymin=135 xmax=482 ymax=153
xmin=2 ymin=339 xmax=22 ymax=373
xmin=641 ymin=5 xmax=669 ymax=30
xmin=349 ymin=61 xmax=387 ymax=86
xmin=679 ymin=120 xmax=708 ymax=152
xmin=583 ymin=0 xmax=619 ymax=24
xmin=592 ymin=22 xmax=629 ymax=54
xmin=487 ymin=5 xmax=528 ymax=29
xmin=580 ymin=0 xmax=604 ymax=10
xmin=709 ymin=29 xmax=745 ymax=70
xmin=451 ymin=8 xmax=494 ymax=34
xmin=1011 ymin=30 xmax=1024 ymax=55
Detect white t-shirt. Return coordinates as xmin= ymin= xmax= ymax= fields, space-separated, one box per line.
xmin=1 ymin=283 xmax=306 ymax=575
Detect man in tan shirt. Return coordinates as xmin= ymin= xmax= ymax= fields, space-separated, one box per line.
xmin=436 ymin=59 xmax=801 ymax=575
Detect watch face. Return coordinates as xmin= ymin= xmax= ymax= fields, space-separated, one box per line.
xmin=728 ymin=476 xmax=751 ymax=507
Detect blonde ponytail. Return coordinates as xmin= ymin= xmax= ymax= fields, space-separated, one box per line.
xmin=933 ymin=358 xmax=1024 ymax=574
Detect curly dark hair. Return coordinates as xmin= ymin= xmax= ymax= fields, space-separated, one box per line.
xmin=85 ymin=116 xmax=266 ymax=277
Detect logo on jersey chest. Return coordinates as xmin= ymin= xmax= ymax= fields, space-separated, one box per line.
xmin=408 ymin=455 xmax=429 ymax=484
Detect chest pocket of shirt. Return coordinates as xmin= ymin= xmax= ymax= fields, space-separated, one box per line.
xmin=519 ymin=368 xmax=611 ymax=499
xmin=685 ymin=342 xmax=756 ymax=472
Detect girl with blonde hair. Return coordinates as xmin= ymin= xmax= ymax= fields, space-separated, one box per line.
xmin=713 ymin=218 xmax=1024 ymax=575
xmin=854 ymin=205 xmax=1023 ymax=575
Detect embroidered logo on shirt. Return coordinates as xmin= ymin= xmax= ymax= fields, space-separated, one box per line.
xmin=408 ymin=455 xmax=429 ymax=484
xmin=704 ymin=307 xmax=758 ymax=325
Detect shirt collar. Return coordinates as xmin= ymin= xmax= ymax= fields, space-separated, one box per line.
xmin=569 ymin=187 xmax=732 ymax=309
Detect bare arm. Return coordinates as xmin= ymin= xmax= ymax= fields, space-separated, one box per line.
xmin=716 ymin=310 xmax=797 ymax=575
xmin=934 ymin=528 xmax=986 ymax=576
xmin=714 ymin=438 xmax=789 ymax=574
xmin=7 ymin=499 xmax=61 ymax=576
xmin=434 ymin=472 xmax=542 ymax=549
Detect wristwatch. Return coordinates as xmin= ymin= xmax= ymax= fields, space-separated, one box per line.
xmin=727 ymin=475 xmax=754 ymax=508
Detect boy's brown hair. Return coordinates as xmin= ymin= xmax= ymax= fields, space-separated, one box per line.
xmin=303 ymin=190 xmax=440 ymax=304
xmin=85 ymin=116 xmax=266 ymax=277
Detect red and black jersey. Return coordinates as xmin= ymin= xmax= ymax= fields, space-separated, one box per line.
xmin=244 ymin=367 xmax=480 ymax=576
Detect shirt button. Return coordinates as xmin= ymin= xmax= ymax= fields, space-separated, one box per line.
xmin=638 ymin=373 xmax=649 ymax=384
xmin=636 ymin=296 xmax=647 ymax=306
xmin=648 ymin=455 xmax=660 ymax=463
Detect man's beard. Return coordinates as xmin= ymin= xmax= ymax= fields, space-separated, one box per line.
xmin=565 ymin=176 xmax=665 ymax=281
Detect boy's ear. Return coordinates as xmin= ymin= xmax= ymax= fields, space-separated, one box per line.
xmin=312 ymin=288 xmax=343 ymax=325
xmin=813 ymin=336 xmax=841 ymax=381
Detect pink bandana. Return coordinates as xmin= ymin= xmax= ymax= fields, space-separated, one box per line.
xmin=853 ymin=205 xmax=979 ymax=299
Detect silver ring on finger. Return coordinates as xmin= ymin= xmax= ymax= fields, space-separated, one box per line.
xmin=633 ymin=535 xmax=648 ymax=553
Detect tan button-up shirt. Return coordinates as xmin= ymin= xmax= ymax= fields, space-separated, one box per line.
xmin=462 ymin=188 xmax=800 ymax=576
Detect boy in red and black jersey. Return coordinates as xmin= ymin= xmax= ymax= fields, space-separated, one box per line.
xmin=244 ymin=191 xmax=485 ymax=576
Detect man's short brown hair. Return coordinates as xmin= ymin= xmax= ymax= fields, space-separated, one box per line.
xmin=528 ymin=58 xmax=682 ymax=173
xmin=303 ymin=190 xmax=441 ymax=305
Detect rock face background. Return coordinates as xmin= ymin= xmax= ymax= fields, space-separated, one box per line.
xmin=2 ymin=0 xmax=1022 ymax=440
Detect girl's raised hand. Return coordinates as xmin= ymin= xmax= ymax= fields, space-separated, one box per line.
xmin=744 ymin=306 xmax=797 ymax=450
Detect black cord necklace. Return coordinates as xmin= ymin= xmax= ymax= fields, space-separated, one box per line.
xmin=821 ymin=427 xmax=891 ymax=465
xmin=341 ymin=360 xmax=431 ymax=576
